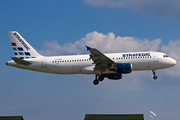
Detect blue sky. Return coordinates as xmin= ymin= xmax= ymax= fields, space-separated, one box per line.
xmin=1 ymin=0 xmax=180 ymax=120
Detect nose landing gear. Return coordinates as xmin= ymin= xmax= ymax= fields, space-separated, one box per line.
xmin=152 ymin=69 xmax=158 ymax=80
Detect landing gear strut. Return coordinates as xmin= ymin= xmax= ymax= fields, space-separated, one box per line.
xmin=152 ymin=69 xmax=158 ymax=80
xmin=93 ymin=74 xmax=104 ymax=85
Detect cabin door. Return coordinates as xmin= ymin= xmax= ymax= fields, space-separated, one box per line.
xmin=41 ymin=58 xmax=47 ymax=68
xmin=153 ymin=52 xmax=159 ymax=62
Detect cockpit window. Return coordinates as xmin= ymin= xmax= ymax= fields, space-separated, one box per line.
xmin=163 ymin=55 xmax=168 ymax=58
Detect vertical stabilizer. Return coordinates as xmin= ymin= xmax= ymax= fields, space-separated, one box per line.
xmin=8 ymin=31 xmax=42 ymax=59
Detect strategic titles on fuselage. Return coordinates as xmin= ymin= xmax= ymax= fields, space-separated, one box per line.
xmin=122 ymin=53 xmax=151 ymax=57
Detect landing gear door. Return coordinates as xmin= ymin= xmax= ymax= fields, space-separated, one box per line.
xmin=41 ymin=58 xmax=47 ymax=68
xmin=153 ymin=52 xmax=159 ymax=62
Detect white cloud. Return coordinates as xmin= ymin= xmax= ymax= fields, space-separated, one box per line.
xmin=38 ymin=40 xmax=80 ymax=56
xmin=84 ymin=0 xmax=180 ymax=19
xmin=39 ymin=31 xmax=161 ymax=56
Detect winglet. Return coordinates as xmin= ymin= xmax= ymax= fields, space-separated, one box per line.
xmin=86 ymin=46 xmax=91 ymax=51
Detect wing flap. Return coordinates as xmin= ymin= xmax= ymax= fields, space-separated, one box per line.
xmin=11 ymin=57 xmax=31 ymax=66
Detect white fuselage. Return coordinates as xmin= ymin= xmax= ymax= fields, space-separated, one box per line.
xmin=7 ymin=51 xmax=176 ymax=75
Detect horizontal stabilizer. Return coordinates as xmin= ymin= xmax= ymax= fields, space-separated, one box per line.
xmin=11 ymin=57 xmax=31 ymax=66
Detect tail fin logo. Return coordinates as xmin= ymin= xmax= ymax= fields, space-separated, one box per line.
xmin=13 ymin=33 xmax=30 ymax=51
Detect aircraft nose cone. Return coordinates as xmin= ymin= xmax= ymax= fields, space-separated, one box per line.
xmin=171 ymin=58 xmax=177 ymax=66
xmin=167 ymin=58 xmax=177 ymax=67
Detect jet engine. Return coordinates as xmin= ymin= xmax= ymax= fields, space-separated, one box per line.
xmin=109 ymin=63 xmax=132 ymax=74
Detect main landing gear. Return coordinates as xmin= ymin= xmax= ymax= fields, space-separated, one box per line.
xmin=152 ymin=69 xmax=158 ymax=80
xmin=93 ymin=74 xmax=104 ymax=85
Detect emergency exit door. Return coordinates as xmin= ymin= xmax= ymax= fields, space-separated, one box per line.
xmin=41 ymin=58 xmax=47 ymax=68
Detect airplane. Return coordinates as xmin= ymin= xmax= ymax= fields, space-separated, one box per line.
xmin=6 ymin=31 xmax=177 ymax=85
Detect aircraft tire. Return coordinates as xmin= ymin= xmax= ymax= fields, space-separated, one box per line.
xmin=93 ymin=79 xmax=99 ymax=85
xmin=153 ymin=76 xmax=158 ymax=80
xmin=98 ymin=75 xmax=104 ymax=81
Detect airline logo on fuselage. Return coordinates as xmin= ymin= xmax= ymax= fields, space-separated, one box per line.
xmin=13 ymin=33 xmax=30 ymax=50
xmin=122 ymin=53 xmax=151 ymax=57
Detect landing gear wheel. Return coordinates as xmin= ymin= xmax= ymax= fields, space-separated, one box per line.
xmin=98 ymin=75 xmax=104 ymax=81
xmin=93 ymin=79 xmax=99 ymax=85
xmin=152 ymin=69 xmax=158 ymax=80
xmin=153 ymin=75 xmax=158 ymax=80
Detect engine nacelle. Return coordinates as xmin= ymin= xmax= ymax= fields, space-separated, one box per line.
xmin=107 ymin=73 xmax=122 ymax=80
xmin=109 ymin=63 xmax=132 ymax=74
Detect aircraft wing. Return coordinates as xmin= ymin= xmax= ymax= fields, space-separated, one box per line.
xmin=86 ymin=46 xmax=115 ymax=70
